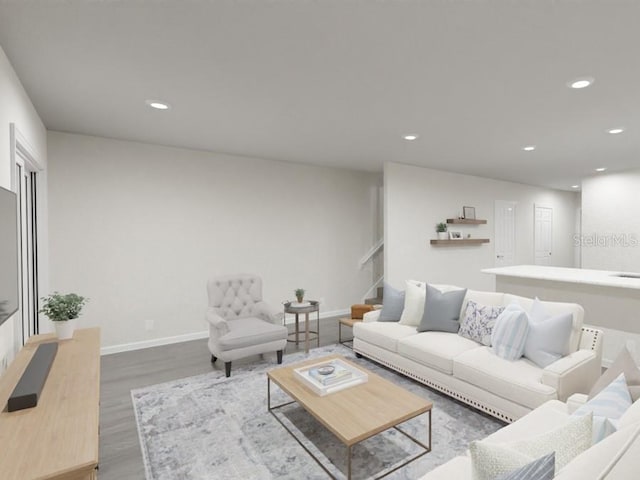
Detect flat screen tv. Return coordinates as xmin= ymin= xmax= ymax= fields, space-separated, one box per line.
xmin=0 ymin=185 xmax=19 ymax=327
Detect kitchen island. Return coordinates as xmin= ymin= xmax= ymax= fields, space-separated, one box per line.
xmin=483 ymin=265 xmax=640 ymax=367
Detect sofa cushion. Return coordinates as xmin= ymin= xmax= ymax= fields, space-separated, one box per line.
xmin=495 ymin=453 xmax=554 ymax=480
xmin=378 ymin=282 xmax=405 ymax=322
xmin=470 ymin=414 xmax=592 ymax=480
xmin=453 ymin=347 xmax=557 ymax=409
xmin=491 ymin=305 xmax=530 ymax=360
xmin=218 ymin=317 xmax=287 ymax=350
xmin=485 ymin=400 xmax=569 ymax=444
xmin=417 ymin=285 xmax=467 ymax=333
xmin=523 ymin=301 xmax=574 ymax=368
xmin=397 ymin=332 xmax=481 ymax=374
xmin=503 ymin=294 xmax=584 ymax=353
xmin=399 ymin=280 xmax=426 ymax=326
xmin=619 ymin=397 xmax=640 ymax=429
xmin=352 ymin=322 xmax=417 ymax=352
xmin=417 ymin=456 xmax=470 ymax=480
xmin=458 ymin=300 xmax=505 ymax=346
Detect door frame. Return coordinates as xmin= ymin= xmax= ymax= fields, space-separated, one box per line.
xmin=10 ymin=124 xmax=45 ymax=351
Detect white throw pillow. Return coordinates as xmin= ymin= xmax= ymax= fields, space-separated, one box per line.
xmin=398 ymin=280 xmax=426 ymax=326
xmin=470 ymin=413 xmax=592 ymax=480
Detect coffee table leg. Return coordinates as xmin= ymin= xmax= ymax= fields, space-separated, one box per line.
xmin=295 ymin=313 xmax=299 ymax=346
xmin=347 ymin=445 xmax=352 ymax=480
xmin=267 ymin=377 xmax=271 ymax=411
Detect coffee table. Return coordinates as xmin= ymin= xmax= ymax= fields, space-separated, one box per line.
xmin=267 ymin=355 xmax=432 ymax=479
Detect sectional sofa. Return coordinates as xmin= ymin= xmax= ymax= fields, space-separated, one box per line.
xmin=353 ymin=284 xmax=603 ymax=422
xmin=420 ymin=395 xmax=640 ymax=479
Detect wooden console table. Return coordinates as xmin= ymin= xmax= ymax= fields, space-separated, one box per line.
xmin=0 ymin=328 xmax=101 ymax=480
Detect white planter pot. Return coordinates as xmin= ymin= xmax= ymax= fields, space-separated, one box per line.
xmin=54 ymin=319 xmax=77 ymax=340
xmin=437 ymin=232 xmax=449 ymax=240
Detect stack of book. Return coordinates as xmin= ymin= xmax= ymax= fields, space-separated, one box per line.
xmin=293 ymin=358 xmax=368 ymax=396
xmin=308 ymin=363 xmax=352 ymax=386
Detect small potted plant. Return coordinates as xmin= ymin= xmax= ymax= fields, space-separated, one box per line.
xmin=40 ymin=292 xmax=88 ymax=340
xmin=436 ymin=222 xmax=448 ymax=240
xmin=294 ymin=288 xmax=305 ymax=304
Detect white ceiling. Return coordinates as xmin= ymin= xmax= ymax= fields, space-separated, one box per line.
xmin=0 ymin=1 xmax=638 ymax=191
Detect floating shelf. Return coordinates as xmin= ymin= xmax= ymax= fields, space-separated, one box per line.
xmin=446 ymin=218 xmax=487 ymax=225
xmin=430 ymin=239 xmax=490 ymax=245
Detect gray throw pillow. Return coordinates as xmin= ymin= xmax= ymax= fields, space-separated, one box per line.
xmin=378 ymin=283 xmax=405 ymax=322
xmin=417 ymin=284 xmax=467 ymax=333
xmin=523 ymin=311 xmax=573 ymax=368
xmin=495 ymin=453 xmax=555 ymax=480
xmin=589 ymin=347 xmax=640 ymax=402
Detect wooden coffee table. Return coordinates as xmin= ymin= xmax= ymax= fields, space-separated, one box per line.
xmin=267 ymin=354 xmax=432 ymax=479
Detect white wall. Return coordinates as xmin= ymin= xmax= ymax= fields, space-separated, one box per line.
xmin=581 ymin=170 xmax=640 ymax=272
xmin=385 ymin=162 xmax=579 ymax=290
xmin=0 ymin=45 xmax=47 ymax=369
xmin=47 ymin=132 xmax=380 ymax=350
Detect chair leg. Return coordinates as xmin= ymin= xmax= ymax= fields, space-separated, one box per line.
xmin=211 ymin=355 xmax=217 ymax=364
xmin=277 ymin=350 xmax=283 ymax=364
xmin=225 ymin=362 xmax=232 ymax=378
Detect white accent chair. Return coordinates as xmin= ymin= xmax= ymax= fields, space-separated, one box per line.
xmin=206 ymin=274 xmax=287 ymax=377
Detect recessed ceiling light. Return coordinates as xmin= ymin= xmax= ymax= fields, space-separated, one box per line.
xmin=146 ymin=100 xmax=171 ymax=110
xmin=522 ymin=145 xmax=536 ymax=151
xmin=595 ymin=167 xmax=607 ymax=172
xmin=568 ymin=77 xmax=594 ymax=89
xmin=608 ymin=128 xmax=624 ymax=134
xmin=403 ymin=134 xmax=419 ymax=141
xmin=571 ymin=185 xmax=580 ymax=189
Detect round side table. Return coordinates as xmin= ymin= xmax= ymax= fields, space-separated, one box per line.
xmin=283 ymin=301 xmax=320 ymax=354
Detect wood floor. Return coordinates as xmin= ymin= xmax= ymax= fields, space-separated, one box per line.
xmin=99 ymin=316 xmax=348 ymax=479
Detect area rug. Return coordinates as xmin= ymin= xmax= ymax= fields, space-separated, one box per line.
xmin=132 ymin=344 xmax=504 ymax=480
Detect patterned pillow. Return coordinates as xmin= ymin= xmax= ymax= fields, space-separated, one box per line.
xmin=458 ymin=300 xmax=505 ymax=345
xmin=495 ymin=453 xmax=555 ymax=480
xmin=470 ymin=413 xmax=592 ymax=480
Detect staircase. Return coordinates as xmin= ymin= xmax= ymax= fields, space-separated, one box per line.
xmin=364 ymin=286 xmax=383 ymax=305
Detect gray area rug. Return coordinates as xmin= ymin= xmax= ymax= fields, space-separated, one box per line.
xmin=132 ymin=344 xmax=504 ymax=480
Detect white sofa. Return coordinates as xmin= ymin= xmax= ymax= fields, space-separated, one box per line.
xmin=353 ymin=285 xmax=603 ymax=423
xmin=420 ymin=396 xmax=640 ymax=479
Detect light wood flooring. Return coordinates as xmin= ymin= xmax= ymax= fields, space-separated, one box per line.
xmin=99 ymin=315 xmax=348 ymax=479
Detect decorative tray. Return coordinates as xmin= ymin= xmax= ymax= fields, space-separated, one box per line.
xmin=293 ymin=358 xmax=368 ymax=396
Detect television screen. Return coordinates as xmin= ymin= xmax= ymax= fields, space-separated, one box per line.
xmin=0 ymin=185 xmax=19 ymax=327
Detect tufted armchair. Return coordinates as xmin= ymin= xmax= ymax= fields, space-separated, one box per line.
xmin=206 ymin=274 xmax=288 ymax=377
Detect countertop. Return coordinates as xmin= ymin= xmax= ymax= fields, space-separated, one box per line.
xmin=482 ymin=265 xmax=640 ymax=291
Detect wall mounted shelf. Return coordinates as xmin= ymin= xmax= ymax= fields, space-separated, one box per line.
xmin=430 ymin=239 xmax=490 ymax=246
xmin=446 ymin=219 xmax=487 ymax=225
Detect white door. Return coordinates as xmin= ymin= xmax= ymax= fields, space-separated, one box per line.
xmin=494 ymin=201 xmax=517 ymax=267
xmin=534 ymin=205 xmax=553 ymax=265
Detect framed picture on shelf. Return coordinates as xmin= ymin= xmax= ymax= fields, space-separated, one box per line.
xmin=463 ymin=206 xmax=476 ymax=220
xmin=449 ymin=231 xmax=462 ymax=239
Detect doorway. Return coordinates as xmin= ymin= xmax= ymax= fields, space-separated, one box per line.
xmin=494 ymin=201 xmax=517 ymax=267
xmin=534 ymin=205 xmax=553 ymax=266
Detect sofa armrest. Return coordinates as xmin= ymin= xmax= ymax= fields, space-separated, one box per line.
xmin=541 ymin=349 xmax=601 ymax=401
xmin=254 ymin=301 xmax=280 ymax=324
xmin=566 ymin=393 xmax=589 ymax=414
xmin=206 ymin=308 xmax=230 ymax=337
xmin=363 ymin=309 xmax=382 ymax=323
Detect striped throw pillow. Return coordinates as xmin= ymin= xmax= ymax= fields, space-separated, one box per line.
xmin=573 ymin=373 xmax=632 ymax=443
xmin=491 ymin=304 xmax=530 ymax=360
xmin=495 ymin=453 xmax=555 ymax=480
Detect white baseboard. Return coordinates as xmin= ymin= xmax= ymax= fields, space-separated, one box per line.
xmin=101 ymin=308 xmax=351 ymax=356
xmin=101 ymin=330 xmax=209 ymax=356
